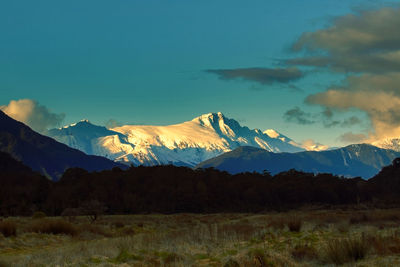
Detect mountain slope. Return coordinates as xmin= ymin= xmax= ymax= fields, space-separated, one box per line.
xmin=196 ymin=144 xmax=400 ymax=178
xmin=48 ymin=112 xmax=304 ymax=166
xmin=0 ymin=111 xmax=125 ymax=180
xmin=0 ymin=151 xmax=33 ymax=174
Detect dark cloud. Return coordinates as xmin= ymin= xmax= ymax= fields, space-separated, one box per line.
xmin=284 ymin=106 xmax=362 ymax=128
xmin=323 ymin=120 xmax=341 ymax=128
xmin=290 ymin=7 xmax=400 ymax=73
xmin=206 ymin=67 xmax=304 ymax=85
xmin=341 ymin=116 xmax=362 ymax=127
xmin=322 ymin=108 xmax=334 ymax=119
xmin=283 ymin=107 xmax=315 ymax=125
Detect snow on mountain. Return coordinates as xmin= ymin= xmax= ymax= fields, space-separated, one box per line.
xmin=47 ymin=112 xmax=305 ymax=167
xmin=372 ymin=138 xmax=400 ymax=152
xmin=47 ymin=120 xmax=134 ymax=160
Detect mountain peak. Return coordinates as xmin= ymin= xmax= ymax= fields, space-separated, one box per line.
xmin=192 ymin=112 xmax=228 ymax=127
xmin=195 ymin=112 xmax=225 ymax=121
xmin=62 ymin=119 xmax=93 ymax=129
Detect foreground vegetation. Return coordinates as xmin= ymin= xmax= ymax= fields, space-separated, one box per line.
xmin=1 ymin=209 xmax=400 ymax=266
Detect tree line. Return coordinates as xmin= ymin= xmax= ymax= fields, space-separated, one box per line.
xmin=1 ymin=151 xmax=400 ymax=216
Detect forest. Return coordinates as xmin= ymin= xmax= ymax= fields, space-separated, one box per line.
xmin=2 ymin=151 xmax=400 ymax=217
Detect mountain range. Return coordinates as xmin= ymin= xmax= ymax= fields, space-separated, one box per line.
xmin=0 ymin=111 xmax=124 ymax=180
xmin=47 ymin=112 xmax=304 ymax=167
xmin=196 ymin=144 xmax=400 ymax=178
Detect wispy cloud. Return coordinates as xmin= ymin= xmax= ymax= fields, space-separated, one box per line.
xmin=0 ymin=99 xmax=65 ymax=133
xmin=105 ymin=119 xmax=123 ymax=129
xmin=206 ymin=67 xmax=304 ymax=85
xmin=283 ymin=106 xmax=362 ymax=129
xmin=283 ymin=107 xmax=315 ymax=125
xmin=338 ymin=132 xmax=367 ymax=144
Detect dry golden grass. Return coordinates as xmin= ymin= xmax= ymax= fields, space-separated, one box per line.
xmin=27 ymin=218 xmax=78 ymax=236
xmin=323 ymin=235 xmax=369 ymax=265
xmin=0 ymin=209 xmax=400 ymax=266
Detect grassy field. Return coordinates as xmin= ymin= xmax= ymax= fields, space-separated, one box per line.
xmin=1 ymin=208 xmax=400 ymax=266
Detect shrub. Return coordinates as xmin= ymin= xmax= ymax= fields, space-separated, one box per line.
xmin=247 ymin=248 xmax=273 ymax=267
xmin=113 ymin=221 xmax=125 ymax=228
xmin=346 ymin=236 xmax=369 ymax=261
xmin=267 ymin=218 xmax=285 ymax=230
xmin=325 ymin=236 xmax=369 ymax=265
xmin=79 ymin=223 xmax=112 ymax=237
xmin=121 ymin=227 xmax=135 ymax=236
xmin=287 ymin=217 xmax=302 ymax=232
xmin=367 ymin=233 xmax=400 ymax=255
xmin=61 ymin=208 xmax=81 ymax=222
xmin=32 ymin=211 xmax=46 ymax=219
xmin=0 ymin=220 xmax=17 ymax=237
xmin=224 ymin=258 xmax=240 ymax=267
xmin=157 ymin=251 xmax=182 ymax=264
xmin=291 ymin=244 xmax=317 ymax=261
xmin=349 ymin=213 xmax=369 ymax=224
xmin=80 ymin=200 xmax=106 ymax=223
xmin=111 ymin=249 xmax=143 ymax=264
xmin=336 ymin=222 xmax=349 ymax=233
xmin=28 ymin=219 xmax=77 ymax=236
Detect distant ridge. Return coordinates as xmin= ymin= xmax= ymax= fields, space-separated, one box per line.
xmin=196 ymin=144 xmax=400 ymax=178
xmin=0 ymin=111 xmax=125 ymax=180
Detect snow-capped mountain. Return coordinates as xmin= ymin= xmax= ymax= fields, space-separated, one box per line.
xmin=47 ymin=112 xmax=304 ymax=167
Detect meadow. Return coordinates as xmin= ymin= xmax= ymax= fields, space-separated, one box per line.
xmin=1 ymin=208 xmax=400 ymax=266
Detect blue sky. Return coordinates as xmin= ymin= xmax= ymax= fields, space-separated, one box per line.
xmin=1 ymin=0 xmax=399 ymax=147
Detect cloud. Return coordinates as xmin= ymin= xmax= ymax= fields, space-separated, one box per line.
xmin=206 ymin=67 xmax=304 ymax=85
xmin=0 ymin=99 xmax=65 ymax=133
xmin=105 ymin=119 xmax=123 ymax=129
xmin=338 ymin=132 xmax=367 ymax=144
xmin=341 ymin=116 xmax=362 ymax=127
xmin=306 ymin=88 xmax=400 ymax=140
xmin=290 ymin=7 xmax=400 ymax=73
xmin=283 ymin=107 xmax=315 ymax=125
xmin=301 ymin=139 xmax=329 ymax=151
xmin=287 ymin=6 xmax=400 ymax=142
xmin=283 ymin=106 xmax=362 ymax=129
